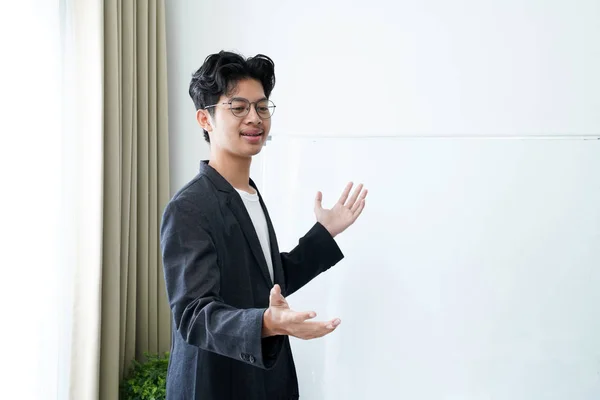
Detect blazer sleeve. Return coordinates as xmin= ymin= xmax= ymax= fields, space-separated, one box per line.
xmin=280 ymin=222 xmax=345 ymax=296
xmin=160 ymin=199 xmax=283 ymax=369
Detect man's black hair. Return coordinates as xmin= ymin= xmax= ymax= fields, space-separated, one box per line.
xmin=189 ymin=51 xmax=276 ymax=143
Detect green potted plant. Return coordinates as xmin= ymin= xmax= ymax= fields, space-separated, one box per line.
xmin=120 ymin=352 xmax=170 ymax=400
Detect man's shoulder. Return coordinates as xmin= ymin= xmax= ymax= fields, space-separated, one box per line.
xmin=167 ymin=173 xmax=222 ymax=217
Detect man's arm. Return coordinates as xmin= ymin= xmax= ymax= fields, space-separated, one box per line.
xmin=281 ymin=182 xmax=368 ymax=296
xmin=260 ymin=183 xmax=368 ymax=338
xmin=161 ymin=199 xmax=283 ymax=369
xmin=280 ymin=222 xmax=344 ymax=296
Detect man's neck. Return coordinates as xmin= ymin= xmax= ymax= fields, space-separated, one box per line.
xmin=208 ymin=151 xmax=253 ymax=192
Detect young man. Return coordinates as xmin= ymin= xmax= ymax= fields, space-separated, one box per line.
xmin=160 ymin=51 xmax=367 ymax=399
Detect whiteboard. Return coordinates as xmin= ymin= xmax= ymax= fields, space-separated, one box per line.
xmin=257 ymin=136 xmax=600 ymax=400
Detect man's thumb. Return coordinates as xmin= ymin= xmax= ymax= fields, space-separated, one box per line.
xmin=314 ymin=191 xmax=323 ymax=211
xmin=270 ymin=284 xmax=281 ymax=296
xmin=269 ymin=284 xmax=283 ymax=305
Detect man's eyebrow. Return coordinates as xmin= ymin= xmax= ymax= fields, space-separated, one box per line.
xmin=231 ymin=96 xmax=268 ymax=102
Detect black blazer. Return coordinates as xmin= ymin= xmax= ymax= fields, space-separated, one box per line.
xmin=160 ymin=161 xmax=344 ymax=399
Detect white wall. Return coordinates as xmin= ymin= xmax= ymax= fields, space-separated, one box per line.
xmin=164 ymin=2 xmax=600 ymax=398
xmin=165 ymin=0 xmax=600 ymax=193
xmin=259 ymin=135 xmax=600 ymax=399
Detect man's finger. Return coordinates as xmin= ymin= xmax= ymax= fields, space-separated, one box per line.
xmin=346 ymin=183 xmax=364 ymax=209
xmin=337 ymin=182 xmax=353 ymax=205
xmin=351 ymin=198 xmax=366 ymax=218
xmin=295 ymin=318 xmax=342 ymax=339
xmin=292 ymin=310 xmax=317 ymax=323
xmin=325 ymin=318 xmax=342 ymax=330
xmin=350 ymin=189 xmax=367 ymax=212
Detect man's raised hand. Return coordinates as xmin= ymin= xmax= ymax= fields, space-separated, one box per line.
xmin=314 ymin=182 xmax=368 ymax=238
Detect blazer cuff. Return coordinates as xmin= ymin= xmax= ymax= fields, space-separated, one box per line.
xmin=308 ymin=222 xmax=345 ymax=266
xmin=241 ymin=308 xmax=283 ymax=369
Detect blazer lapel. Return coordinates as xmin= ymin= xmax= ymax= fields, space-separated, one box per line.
xmin=225 ymin=191 xmax=274 ymax=287
xmin=253 ymin=182 xmax=286 ymax=293
xmin=198 ymin=160 xmax=277 ymax=289
xmin=260 ymin=198 xmax=285 ymax=291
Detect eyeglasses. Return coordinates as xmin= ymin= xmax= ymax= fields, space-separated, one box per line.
xmin=204 ymin=98 xmax=276 ymax=119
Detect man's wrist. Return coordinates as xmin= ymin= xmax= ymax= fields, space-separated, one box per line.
xmin=262 ymin=308 xmax=278 ymax=337
xmin=318 ymin=221 xmax=337 ymax=238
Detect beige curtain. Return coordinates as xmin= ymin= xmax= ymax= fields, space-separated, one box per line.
xmin=101 ymin=1 xmax=171 ymax=398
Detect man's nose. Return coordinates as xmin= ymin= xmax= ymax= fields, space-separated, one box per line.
xmin=245 ymin=104 xmax=262 ymax=124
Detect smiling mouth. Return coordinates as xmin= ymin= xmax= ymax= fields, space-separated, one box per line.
xmin=241 ymin=132 xmax=263 ymax=137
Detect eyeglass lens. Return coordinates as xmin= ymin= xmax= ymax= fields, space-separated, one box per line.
xmin=230 ymin=99 xmax=275 ymax=118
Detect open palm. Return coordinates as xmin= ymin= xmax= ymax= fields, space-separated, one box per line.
xmin=314 ymin=182 xmax=368 ymax=237
xmin=263 ymin=284 xmax=341 ymax=339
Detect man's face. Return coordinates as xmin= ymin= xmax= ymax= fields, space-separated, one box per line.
xmin=199 ymin=78 xmax=272 ymax=159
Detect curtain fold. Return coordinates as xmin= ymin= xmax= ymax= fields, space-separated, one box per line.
xmin=101 ymin=0 xmax=171 ymax=398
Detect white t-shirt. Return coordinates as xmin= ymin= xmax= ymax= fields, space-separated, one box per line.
xmin=235 ymin=188 xmax=274 ymax=283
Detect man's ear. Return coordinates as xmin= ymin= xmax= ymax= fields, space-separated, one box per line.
xmin=196 ymin=109 xmax=213 ymax=132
